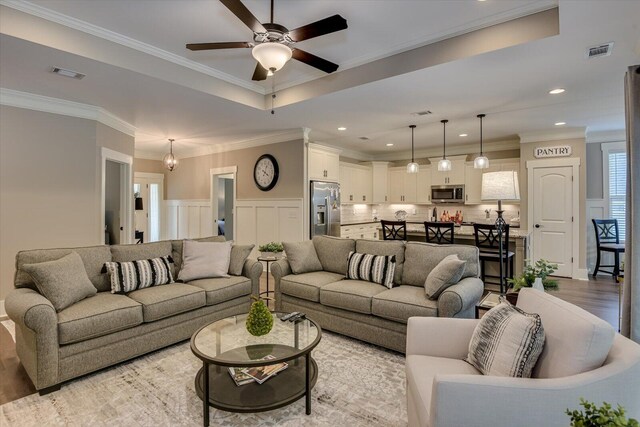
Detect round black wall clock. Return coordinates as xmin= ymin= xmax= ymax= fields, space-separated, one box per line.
xmin=253 ymin=154 xmax=279 ymax=191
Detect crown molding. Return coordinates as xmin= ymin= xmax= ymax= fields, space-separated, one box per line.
xmin=0 ymin=88 xmax=136 ymax=136
xmin=362 ymin=138 xmax=521 ymax=161
xmin=0 ymin=0 xmax=266 ymax=95
xmin=518 ymin=127 xmax=586 ymax=144
xmin=586 ymin=129 xmax=626 ymax=144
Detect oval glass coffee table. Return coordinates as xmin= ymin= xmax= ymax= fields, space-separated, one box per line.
xmin=191 ymin=312 xmax=321 ymax=426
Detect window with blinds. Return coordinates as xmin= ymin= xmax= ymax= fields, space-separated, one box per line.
xmin=608 ymin=150 xmax=627 ymax=239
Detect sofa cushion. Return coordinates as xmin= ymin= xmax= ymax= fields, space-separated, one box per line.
xmin=280 ymin=271 xmax=345 ymax=302
xmin=57 ymin=292 xmax=143 ymax=345
xmin=320 ymin=279 xmax=388 ymax=314
xmin=177 ymin=240 xmax=232 ymax=282
xmin=355 ymin=239 xmax=405 ymax=285
xmin=346 ymin=251 xmax=396 ymax=288
xmin=283 ymin=241 xmax=323 ymax=274
xmin=402 ymin=242 xmax=479 ymax=287
xmin=127 ymin=283 xmax=205 ymax=322
xmin=22 ymin=252 xmax=97 ymax=312
xmin=187 ymin=276 xmax=251 ymax=305
xmin=312 ymin=236 xmax=355 ymax=275
xmin=406 ymin=354 xmax=481 ymax=427
xmin=171 ymin=236 xmax=226 ymax=274
xmin=111 ymin=241 xmax=172 ymax=266
xmin=15 ymin=245 xmax=112 ymax=292
xmin=104 ymin=256 xmax=175 ymax=293
xmin=516 ymin=288 xmax=615 ymax=378
xmin=424 ymin=254 xmax=467 ymax=300
xmin=372 ymin=286 xmax=438 ymax=323
xmin=229 ymin=245 xmax=254 ymax=276
xmin=466 ymin=301 xmax=545 ymax=378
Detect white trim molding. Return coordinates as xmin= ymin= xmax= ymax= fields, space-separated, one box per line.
xmin=518 ymin=127 xmax=586 ymax=144
xmin=0 ymin=88 xmax=136 ymax=137
xmin=101 ymin=147 xmax=134 ymax=245
xmin=587 ymin=130 xmax=627 ymax=144
xmin=526 ymin=157 xmax=582 ymax=279
xmin=164 ymin=199 xmax=212 ymax=240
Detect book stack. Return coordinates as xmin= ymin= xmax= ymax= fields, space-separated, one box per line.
xmin=228 ymin=355 xmax=288 ymax=386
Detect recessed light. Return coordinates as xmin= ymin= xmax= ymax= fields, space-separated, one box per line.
xmin=386 ymin=143 xmax=394 ymax=147
xmin=51 ymin=67 xmax=85 ymax=79
xmin=549 ymin=88 xmax=565 ymax=94
xmin=459 ymin=133 xmax=468 ymax=137
xmin=337 ymin=127 xmax=347 ymax=131
xmin=555 ymin=122 xmax=566 ymax=126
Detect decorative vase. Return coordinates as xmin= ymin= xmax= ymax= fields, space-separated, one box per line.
xmin=246 ymin=296 xmax=273 ymax=337
xmin=532 ymin=277 xmax=545 ymax=291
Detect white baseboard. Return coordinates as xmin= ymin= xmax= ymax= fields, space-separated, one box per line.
xmin=574 ymin=269 xmax=589 ymax=281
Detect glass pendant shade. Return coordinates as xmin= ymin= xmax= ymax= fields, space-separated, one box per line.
xmin=438 ymin=158 xmax=452 ymax=171
xmin=163 ymin=139 xmax=178 ymax=172
xmin=252 ymin=43 xmax=292 ymax=72
xmin=407 ymin=162 xmax=419 ymax=173
xmin=474 ymin=155 xmax=489 ymax=169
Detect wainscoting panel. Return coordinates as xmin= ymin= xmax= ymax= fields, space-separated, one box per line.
xmin=586 ymin=199 xmax=608 ymax=274
xmin=165 ymin=200 xmax=212 ymax=240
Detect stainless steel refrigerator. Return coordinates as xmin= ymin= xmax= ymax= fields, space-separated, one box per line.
xmin=310 ymin=181 xmax=341 ymax=238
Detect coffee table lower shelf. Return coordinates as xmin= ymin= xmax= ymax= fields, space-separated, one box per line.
xmin=195 ymin=356 xmax=318 ymax=413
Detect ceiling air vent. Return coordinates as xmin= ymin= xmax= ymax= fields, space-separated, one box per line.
xmin=51 ymin=67 xmax=86 ymax=79
xmin=359 ymin=137 xmax=370 ymax=141
xmin=411 ymin=110 xmax=432 ymax=116
xmin=586 ymin=42 xmax=614 ymax=59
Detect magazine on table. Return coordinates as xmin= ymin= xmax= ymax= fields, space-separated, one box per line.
xmin=228 ymin=367 xmax=255 ymax=386
xmin=228 ymin=355 xmax=288 ymax=386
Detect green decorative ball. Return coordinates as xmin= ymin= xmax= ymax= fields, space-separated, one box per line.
xmin=246 ymin=296 xmax=273 ymax=337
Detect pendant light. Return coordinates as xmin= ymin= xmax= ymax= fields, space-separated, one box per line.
xmin=406 ymin=125 xmax=419 ymax=173
xmin=163 ymin=138 xmax=178 ymax=171
xmin=474 ymin=113 xmax=489 ymax=169
xmin=438 ymin=119 xmax=451 ymax=172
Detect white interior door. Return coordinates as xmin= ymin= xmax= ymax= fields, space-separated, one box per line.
xmin=532 ymin=166 xmax=573 ymax=277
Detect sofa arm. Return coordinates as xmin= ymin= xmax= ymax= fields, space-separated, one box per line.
xmin=270 ymin=258 xmax=292 ymax=311
xmin=437 ymin=277 xmax=484 ymax=318
xmin=406 ymin=317 xmax=478 ymax=358
xmin=5 ymin=288 xmax=59 ymax=389
xmin=242 ymin=258 xmax=263 ymax=297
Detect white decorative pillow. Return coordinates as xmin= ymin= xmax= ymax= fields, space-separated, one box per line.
xmin=178 ymin=240 xmax=232 ymax=282
xmin=104 ymin=256 xmax=175 ymax=293
xmin=466 ymin=300 xmax=545 ymax=378
xmin=424 ymin=254 xmax=467 ymax=300
xmin=346 ymin=251 xmax=396 ymax=289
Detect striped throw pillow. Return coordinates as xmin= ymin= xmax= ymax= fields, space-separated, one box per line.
xmin=466 ymin=300 xmax=545 ymax=378
xmin=346 ymin=251 xmax=396 ymax=289
xmin=104 ymin=256 xmax=175 ymax=293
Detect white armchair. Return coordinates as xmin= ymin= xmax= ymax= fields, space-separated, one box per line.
xmin=406 ymin=288 xmax=640 ymax=427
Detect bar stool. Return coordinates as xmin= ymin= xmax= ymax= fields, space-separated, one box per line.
xmin=473 ymin=223 xmax=514 ymax=292
xmin=592 ymin=219 xmax=625 ymax=278
xmin=424 ymin=222 xmax=454 ymax=244
xmin=381 ymin=220 xmax=407 ymax=240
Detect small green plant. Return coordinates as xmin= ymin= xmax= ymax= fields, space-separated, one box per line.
xmin=567 ymin=399 xmax=639 ymax=427
xmin=507 ymin=258 xmax=559 ymax=291
xmin=258 ymin=242 xmax=284 ymax=253
xmin=246 ymin=296 xmax=273 ymax=337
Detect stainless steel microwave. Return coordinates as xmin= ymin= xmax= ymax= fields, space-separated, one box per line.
xmin=431 ymin=185 xmax=464 ymax=203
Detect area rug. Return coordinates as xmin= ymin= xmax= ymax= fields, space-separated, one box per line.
xmin=0 ymin=326 xmax=407 ymax=426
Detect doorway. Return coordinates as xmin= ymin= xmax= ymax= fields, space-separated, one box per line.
xmin=101 ymin=148 xmax=133 ymax=245
xmin=210 ymin=167 xmax=237 ymax=240
xmin=134 ymin=173 xmax=164 ymax=243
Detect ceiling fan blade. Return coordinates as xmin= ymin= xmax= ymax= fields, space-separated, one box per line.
xmin=252 ymin=63 xmax=268 ymax=81
xmin=219 ymin=0 xmax=267 ymax=34
xmin=292 ymin=49 xmax=339 ymax=74
xmin=287 ymin=14 xmax=347 ymax=42
xmin=186 ymin=42 xmax=252 ymax=51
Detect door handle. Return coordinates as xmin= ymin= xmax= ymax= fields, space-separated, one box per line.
xmin=535 ymin=224 xmax=541 ymax=228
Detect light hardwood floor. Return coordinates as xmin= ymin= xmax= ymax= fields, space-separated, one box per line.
xmin=0 ymin=273 xmax=621 ymax=405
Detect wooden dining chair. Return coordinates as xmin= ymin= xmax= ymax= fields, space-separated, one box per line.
xmin=381 ymin=220 xmax=407 ymax=240
xmin=424 ymin=222 xmax=454 ymax=244
xmin=592 ymin=219 xmax=625 ymax=278
xmin=473 ymin=223 xmax=514 ymax=293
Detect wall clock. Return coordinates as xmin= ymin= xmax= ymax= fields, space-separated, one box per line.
xmin=253 ymin=154 xmax=279 ymax=191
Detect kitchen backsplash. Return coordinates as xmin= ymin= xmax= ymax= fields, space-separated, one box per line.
xmin=341 ymin=203 xmax=521 ymax=226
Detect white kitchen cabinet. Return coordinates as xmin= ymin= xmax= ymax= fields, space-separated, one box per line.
xmin=308 ymin=145 xmax=341 ymax=182
xmin=340 ymin=163 xmax=354 ymax=202
xmin=388 ymin=167 xmax=420 ymax=203
xmin=416 ymin=166 xmax=432 ymax=203
xmin=431 ymin=158 xmax=466 ymax=186
xmin=341 ymin=223 xmax=379 ymax=240
xmin=340 ymin=162 xmax=373 ymax=203
xmin=370 ymin=162 xmax=389 ymax=203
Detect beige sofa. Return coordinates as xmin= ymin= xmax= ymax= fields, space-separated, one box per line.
xmin=5 ymin=237 xmax=262 ymax=393
xmin=272 ymin=236 xmax=484 ymax=353
xmin=406 ymin=288 xmax=640 ymax=427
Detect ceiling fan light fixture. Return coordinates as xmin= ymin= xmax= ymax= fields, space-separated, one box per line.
xmin=252 ymin=42 xmax=292 ymax=73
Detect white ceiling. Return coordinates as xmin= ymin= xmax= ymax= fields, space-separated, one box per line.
xmin=1 ymin=0 xmax=639 ymax=158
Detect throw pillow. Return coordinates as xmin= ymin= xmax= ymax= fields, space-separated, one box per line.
xmin=228 ymin=244 xmax=254 ymax=276
xmin=178 ymin=240 xmax=232 ymax=282
xmin=283 ymin=241 xmax=323 ymax=274
xmin=346 ymin=251 xmax=396 ymax=289
xmin=22 ymin=252 xmax=97 ymax=312
xmin=424 ymin=254 xmax=467 ymax=299
xmin=104 ymin=256 xmax=175 ymax=293
xmin=466 ymin=301 xmax=545 ymax=378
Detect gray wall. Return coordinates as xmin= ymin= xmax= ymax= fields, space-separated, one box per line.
xmin=586 ymin=142 xmax=604 ymax=199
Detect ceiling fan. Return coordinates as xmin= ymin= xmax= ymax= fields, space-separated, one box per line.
xmin=186 ymin=0 xmax=348 ymax=81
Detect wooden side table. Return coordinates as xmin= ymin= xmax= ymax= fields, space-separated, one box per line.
xmin=257 ymin=256 xmax=279 ymax=307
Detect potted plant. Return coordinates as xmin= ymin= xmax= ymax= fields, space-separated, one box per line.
xmin=566 ymin=399 xmax=639 ymax=427
xmin=258 ymin=242 xmax=284 ymax=259
xmin=505 ymin=259 xmax=559 ymax=304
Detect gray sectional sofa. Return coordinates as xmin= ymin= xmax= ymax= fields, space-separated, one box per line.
xmin=5 ymin=237 xmax=262 ymax=393
xmin=272 ymin=236 xmax=484 ymax=353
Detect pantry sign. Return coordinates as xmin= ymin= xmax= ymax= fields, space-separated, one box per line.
xmin=534 ymin=145 xmax=572 ymax=158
